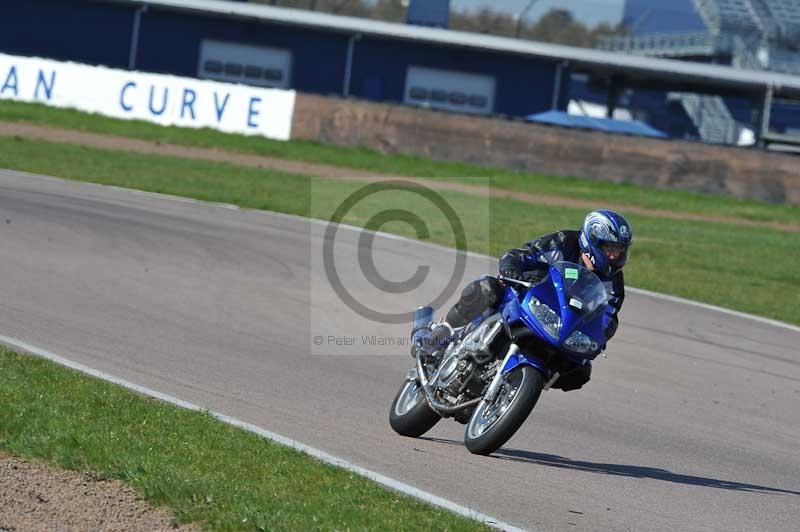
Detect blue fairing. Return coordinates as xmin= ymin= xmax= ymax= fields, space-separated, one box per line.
xmin=497 ymin=262 xmax=609 ymax=377
xmin=501 ymin=350 xmax=551 ymax=378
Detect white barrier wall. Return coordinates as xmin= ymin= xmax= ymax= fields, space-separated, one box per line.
xmin=0 ymin=53 xmax=295 ymax=141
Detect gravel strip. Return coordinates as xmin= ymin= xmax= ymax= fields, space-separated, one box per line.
xmin=0 ymin=453 xmax=198 ymax=531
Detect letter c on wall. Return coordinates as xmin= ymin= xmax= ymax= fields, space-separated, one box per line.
xmin=120 ymin=81 xmax=136 ymax=112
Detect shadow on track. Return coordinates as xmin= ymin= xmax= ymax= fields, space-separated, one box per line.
xmin=420 ymin=437 xmax=800 ymax=496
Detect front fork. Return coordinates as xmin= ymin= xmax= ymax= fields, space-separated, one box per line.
xmin=483 ymin=343 xmax=520 ymax=403
xmin=483 ymin=343 xmax=557 ymax=404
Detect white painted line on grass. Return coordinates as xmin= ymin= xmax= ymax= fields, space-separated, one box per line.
xmin=0 ymin=334 xmax=528 ymax=532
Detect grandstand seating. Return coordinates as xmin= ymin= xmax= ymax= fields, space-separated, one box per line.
xmin=762 ymin=0 xmax=800 ymax=41
xmin=696 ymin=0 xmax=761 ymax=34
xmin=596 ymin=0 xmax=800 ymax=144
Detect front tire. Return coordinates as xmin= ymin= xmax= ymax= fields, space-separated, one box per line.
xmin=389 ymin=378 xmax=441 ymax=437
xmin=464 ymin=365 xmax=543 ymax=455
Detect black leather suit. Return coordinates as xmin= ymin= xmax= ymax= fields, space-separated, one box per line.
xmin=444 ymin=230 xmax=626 ymax=391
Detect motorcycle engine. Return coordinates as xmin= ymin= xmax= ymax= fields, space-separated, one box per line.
xmin=432 ymin=350 xmax=476 ymax=397
xmin=425 ymin=316 xmax=507 ymax=424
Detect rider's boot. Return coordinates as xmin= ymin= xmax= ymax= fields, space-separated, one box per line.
xmin=412 ymin=322 xmax=455 ymax=357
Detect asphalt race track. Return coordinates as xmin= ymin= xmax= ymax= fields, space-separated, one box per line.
xmin=1 ymin=169 xmax=798 ymax=531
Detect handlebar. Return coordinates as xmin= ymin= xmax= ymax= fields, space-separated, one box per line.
xmin=498 ymin=275 xmax=534 ymax=288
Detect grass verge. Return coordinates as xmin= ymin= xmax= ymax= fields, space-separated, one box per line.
xmin=1 ymin=100 xmax=798 ymax=225
xmin=0 ymin=347 xmax=490 ymax=531
xmin=0 ymin=136 xmax=798 ymax=324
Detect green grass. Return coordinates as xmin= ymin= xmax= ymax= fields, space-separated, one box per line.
xmin=0 ymin=348 xmax=488 ymax=531
xmin=2 ymin=100 xmax=798 ymax=225
xmin=1 ymin=135 xmax=798 ymax=324
xmin=3 ymin=103 xmax=796 ymax=532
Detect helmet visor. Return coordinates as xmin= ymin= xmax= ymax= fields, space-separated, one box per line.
xmin=600 ymin=241 xmax=630 ymax=267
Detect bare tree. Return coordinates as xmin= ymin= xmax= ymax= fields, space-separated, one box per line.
xmin=248 ymin=1 xmax=627 ymax=48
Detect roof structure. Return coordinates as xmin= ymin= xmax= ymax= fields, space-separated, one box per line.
xmin=527 ymin=110 xmax=668 ymax=138
xmin=108 ymin=0 xmax=800 ymax=98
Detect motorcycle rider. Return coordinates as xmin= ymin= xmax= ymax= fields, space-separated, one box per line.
xmin=415 ymin=209 xmax=633 ymax=391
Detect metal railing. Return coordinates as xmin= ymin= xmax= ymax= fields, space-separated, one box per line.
xmin=596 ymin=32 xmax=714 ymax=56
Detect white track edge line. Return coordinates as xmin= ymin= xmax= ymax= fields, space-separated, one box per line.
xmin=0 ymin=334 xmax=528 ymax=532
xmin=7 ymin=169 xmax=800 ymax=334
xmin=277 ymin=212 xmax=800 ymax=334
xmin=625 ymin=287 xmax=800 ymax=333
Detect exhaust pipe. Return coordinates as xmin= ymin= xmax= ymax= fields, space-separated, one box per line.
xmin=415 ymin=351 xmax=481 ymax=415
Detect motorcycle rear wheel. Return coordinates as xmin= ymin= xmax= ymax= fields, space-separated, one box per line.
xmin=464 ymin=365 xmax=543 ymax=455
xmin=389 ymin=377 xmax=441 ymax=438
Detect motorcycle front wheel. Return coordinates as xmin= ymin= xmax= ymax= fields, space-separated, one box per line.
xmin=464 ymin=365 xmax=543 ymax=455
xmin=389 ymin=377 xmax=441 ymax=438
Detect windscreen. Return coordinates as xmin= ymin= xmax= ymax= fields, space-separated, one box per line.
xmin=554 ymin=261 xmax=608 ymax=318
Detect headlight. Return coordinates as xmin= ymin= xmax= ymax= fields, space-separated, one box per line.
xmin=527 ymin=297 xmax=561 ymax=339
xmin=564 ymin=330 xmax=599 ymax=354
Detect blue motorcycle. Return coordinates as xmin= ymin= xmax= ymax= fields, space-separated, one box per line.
xmin=389 ymin=261 xmax=610 ymax=455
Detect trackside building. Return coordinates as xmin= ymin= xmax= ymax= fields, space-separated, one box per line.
xmin=1 ymin=0 xmax=567 ymax=118
xmin=4 ymin=0 xmax=800 ymax=147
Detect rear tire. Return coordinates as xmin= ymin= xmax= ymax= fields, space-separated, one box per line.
xmin=464 ymin=365 xmax=543 ymax=455
xmin=389 ymin=378 xmax=441 ymax=438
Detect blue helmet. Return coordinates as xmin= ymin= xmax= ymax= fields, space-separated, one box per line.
xmin=579 ymin=210 xmax=633 ymax=277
